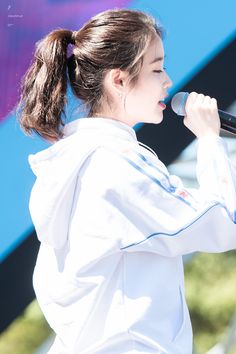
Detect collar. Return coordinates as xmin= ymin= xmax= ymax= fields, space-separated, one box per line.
xmin=63 ymin=117 xmax=138 ymax=143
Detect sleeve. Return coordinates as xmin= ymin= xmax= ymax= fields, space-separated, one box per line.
xmin=107 ymin=136 xmax=236 ymax=257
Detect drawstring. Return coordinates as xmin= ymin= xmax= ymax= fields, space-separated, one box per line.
xmin=138 ymin=141 xmax=158 ymax=157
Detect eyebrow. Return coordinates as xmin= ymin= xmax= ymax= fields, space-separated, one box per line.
xmin=149 ymin=56 xmax=165 ymax=65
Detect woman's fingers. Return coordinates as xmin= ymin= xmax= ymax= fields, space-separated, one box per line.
xmin=183 ymin=92 xmax=220 ymax=138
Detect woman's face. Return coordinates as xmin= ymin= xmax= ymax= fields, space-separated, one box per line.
xmin=124 ymin=34 xmax=172 ymax=126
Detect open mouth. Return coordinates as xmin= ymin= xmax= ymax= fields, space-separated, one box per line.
xmin=158 ymin=100 xmax=166 ymax=109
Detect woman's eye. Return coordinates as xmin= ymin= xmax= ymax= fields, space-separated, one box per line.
xmin=153 ymin=67 xmax=166 ymax=73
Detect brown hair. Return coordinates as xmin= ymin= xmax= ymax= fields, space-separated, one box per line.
xmin=17 ymin=9 xmax=163 ymax=142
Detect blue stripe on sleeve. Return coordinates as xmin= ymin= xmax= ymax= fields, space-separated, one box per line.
xmin=135 ymin=151 xmax=197 ymax=202
xmin=120 ymin=202 xmax=234 ymax=250
xmin=123 ymin=156 xmax=197 ymax=211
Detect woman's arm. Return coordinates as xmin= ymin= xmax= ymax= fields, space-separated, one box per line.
xmin=99 ymin=136 xmax=236 ymax=257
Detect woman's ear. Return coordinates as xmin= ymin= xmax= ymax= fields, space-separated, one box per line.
xmin=104 ymin=68 xmax=129 ymax=96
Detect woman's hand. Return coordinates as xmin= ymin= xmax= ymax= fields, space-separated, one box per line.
xmin=184 ymin=92 xmax=221 ymax=138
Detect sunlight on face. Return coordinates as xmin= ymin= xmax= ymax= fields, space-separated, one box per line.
xmin=124 ymin=34 xmax=172 ymax=126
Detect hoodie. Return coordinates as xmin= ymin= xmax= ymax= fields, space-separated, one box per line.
xmin=29 ymin=117 xmax=236 ymax=354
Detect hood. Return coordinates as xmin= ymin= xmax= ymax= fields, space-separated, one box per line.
xmin=28 ymin=117 xmax=137 ymax=249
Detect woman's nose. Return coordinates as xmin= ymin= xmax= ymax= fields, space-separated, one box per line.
xmin=164 ymin=73 xmax=173 ymax=89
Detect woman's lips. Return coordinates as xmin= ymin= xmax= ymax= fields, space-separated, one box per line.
xmin=158 ymin=101 xmax=166 ymax=109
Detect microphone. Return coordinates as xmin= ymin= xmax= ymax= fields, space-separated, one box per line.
xmin=171 ymin=92 xmax=236 ymax=135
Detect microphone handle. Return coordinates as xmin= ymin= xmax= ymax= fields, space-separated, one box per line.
xmin=218 ymin=109 xmax=236 ymax=135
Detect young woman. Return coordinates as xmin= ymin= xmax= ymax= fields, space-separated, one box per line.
xmin=18 ymin=8 xmax=236 ymax=354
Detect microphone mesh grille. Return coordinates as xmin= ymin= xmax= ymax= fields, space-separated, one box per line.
xmin=171 ymin=92 xmax=189 ymax=116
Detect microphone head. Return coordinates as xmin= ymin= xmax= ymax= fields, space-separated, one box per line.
xmin=171 ymin=92 xmax=189 ymax=116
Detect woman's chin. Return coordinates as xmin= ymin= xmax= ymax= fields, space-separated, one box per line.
xmin=150 ymin=113 xmax=163 ymax=124
xmin=134 ymin=112 xmax=163 ymax=125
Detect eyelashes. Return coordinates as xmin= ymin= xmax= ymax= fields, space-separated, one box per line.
xmin=153 ymin=67 xmax=166 ymax=74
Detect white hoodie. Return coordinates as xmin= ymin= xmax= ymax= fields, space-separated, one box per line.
xmin=29 ymin=117 xmax=236 ymax=354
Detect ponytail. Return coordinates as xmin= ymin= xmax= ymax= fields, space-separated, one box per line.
xmin=18 ymin=10 xmax=162 ymax=142
xmin=18 ymin=28 xmax=74 ymax=142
